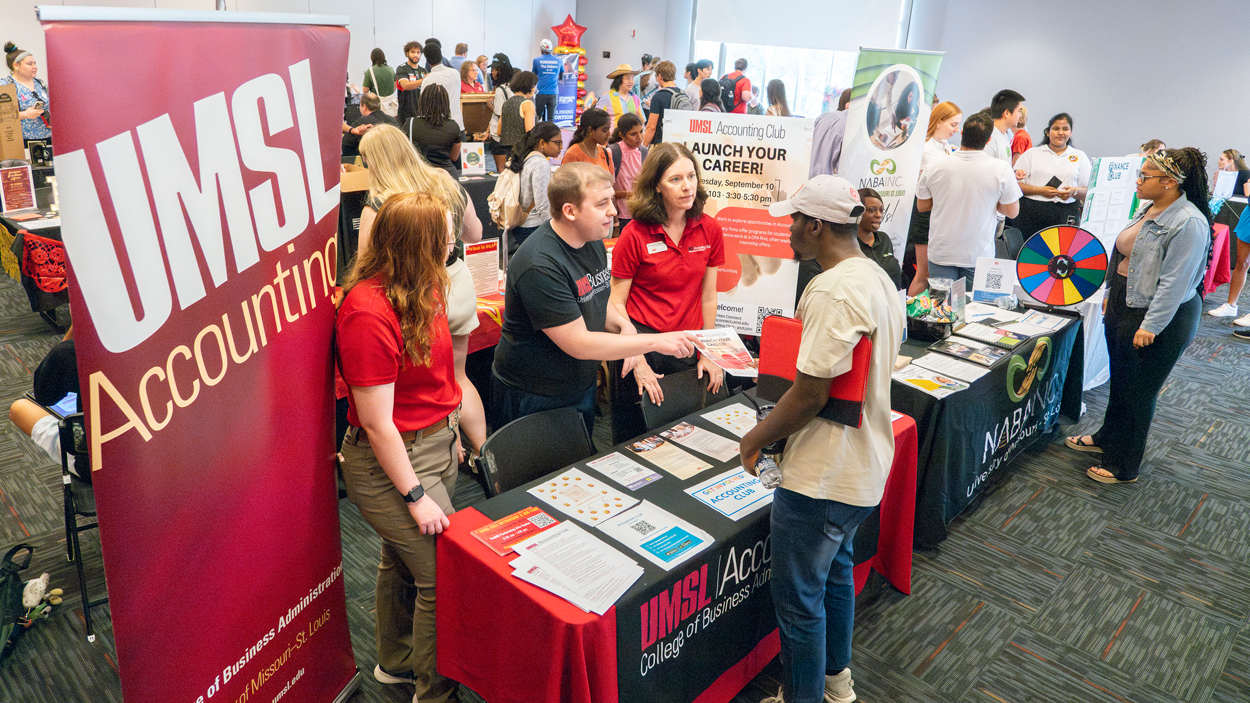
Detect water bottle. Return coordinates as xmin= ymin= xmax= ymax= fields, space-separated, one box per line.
xmin=755 ymin=404 xmax=785 ymax=489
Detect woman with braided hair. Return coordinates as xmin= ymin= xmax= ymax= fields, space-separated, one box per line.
xmin=1066 ymin=147 xmax=1211 ymax=484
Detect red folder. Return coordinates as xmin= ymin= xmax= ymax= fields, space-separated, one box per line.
xmin=756 ymin=315 xmax=872 ymax=427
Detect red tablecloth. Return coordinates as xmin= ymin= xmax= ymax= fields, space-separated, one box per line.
xmin=1205 ymin=224 xmax=1232 ymax=297
xmin=437 ymin=416 xmax=917 ymax=703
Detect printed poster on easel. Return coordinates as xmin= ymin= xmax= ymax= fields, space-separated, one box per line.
xmin=1080 ymin=156 xmax=1144 ymax=252
xmin=663 ymin=111 xmax=812 ymax=335
xmin=838 ymin=48 xmax=944 ymax=257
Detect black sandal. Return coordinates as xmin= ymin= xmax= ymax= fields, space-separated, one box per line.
xmin=1065 ymin=435 xmax=1102 ymax=453
xmin=1087 ymin=466 xmax=1136 ymax=484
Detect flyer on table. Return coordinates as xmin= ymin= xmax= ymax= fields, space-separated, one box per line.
xmin=527 ymin=468 xmax=639 ymax=525
xmin=664 ymin=111 xmax=813 ymax=335
xmin=685 ymin=328 xmax=758 ymax=377
xmin=685 ymin=467 xmax=775 ymax=521
xmin=627 ymin=436 xmax=712 ymax=479
xmin=596 ymin=500 xmax=714 ymax=570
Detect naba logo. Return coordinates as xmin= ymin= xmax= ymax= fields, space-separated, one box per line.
xmin=870 ymin=159 xmax=897 ymax=175
xmin=1006 ymin=337 xmax=1052 ymax=402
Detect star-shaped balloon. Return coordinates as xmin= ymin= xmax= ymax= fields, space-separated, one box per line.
xmin=551 ymin=15 xmax=587 ymax=48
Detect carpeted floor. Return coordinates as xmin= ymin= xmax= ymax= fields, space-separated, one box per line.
xmin=2 ymin=271 xmax=1249 ymax=703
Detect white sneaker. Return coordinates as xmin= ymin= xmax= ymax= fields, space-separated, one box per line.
xmin=760 ymin=686 xmax=787 ymax=703
xmin=1235 ymin=312 xmax=1250 ymax=327
xmin=374 ymin=664 xmax=414 ymax=685
xmin=1209 ymin=303 xmax=1239 ymax=317
xmin=825 ymin=668 xmax=857 ymax=703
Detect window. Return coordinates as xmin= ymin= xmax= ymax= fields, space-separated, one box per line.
xmin=695 ymin=41 xmax=857 ymax=117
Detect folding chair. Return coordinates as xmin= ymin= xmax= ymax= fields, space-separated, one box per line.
xmin=476 ymin=407 xmax=595 ymax=497
xmin=639 ymin=367 xmax=732 ymax=433
xmin=59 ymin=413 xmax=107 ymax=642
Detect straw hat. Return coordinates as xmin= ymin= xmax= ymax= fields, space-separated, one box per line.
xmin=606 ymin=64 xmax=640 ymax=79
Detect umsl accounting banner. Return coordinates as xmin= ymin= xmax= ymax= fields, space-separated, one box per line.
xmin=665 ymin=111 xmax=813 ymax=335
xmin=41 ymin=9 xmax=357 ymax=703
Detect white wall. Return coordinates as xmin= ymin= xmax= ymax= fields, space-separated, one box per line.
xmin=907 ymin=0 xmax=1250 ymax=163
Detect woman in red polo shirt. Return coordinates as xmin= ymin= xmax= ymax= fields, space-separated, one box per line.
xmin=609 ymin=142 xmax=725 ymax=438
xmin=336 ymin=192 xmax=461 ymax=703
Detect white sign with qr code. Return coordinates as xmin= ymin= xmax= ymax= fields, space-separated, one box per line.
xmin=595 ymin=500 xmax=714 ymax=571
xmin=972 ymin=257 xmax=1018 ymax=303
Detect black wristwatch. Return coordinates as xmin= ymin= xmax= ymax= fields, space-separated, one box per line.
xmin=402 ymin=483 xmax=425 ymax=504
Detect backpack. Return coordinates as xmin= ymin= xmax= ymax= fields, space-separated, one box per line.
xmin=368 ymin=66 xmax=399 ymax=117
xmin=0 ymin=544 xmax=34 ymax=662
xmin=664 ymin=86 xmax=694 ymax=112
xmin=719 ymin=73 xmax=746 ymax=112
xmin=487 ymin=153 xmax=544 ymax=230
xmin=609 ymin=143 xmax=649 ymax=180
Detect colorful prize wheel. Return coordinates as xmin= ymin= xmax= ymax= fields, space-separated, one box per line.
xmin=1016 ymin=225 xmax=1107 ymax=306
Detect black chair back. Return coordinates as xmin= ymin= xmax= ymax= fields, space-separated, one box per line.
xmin=639 ymin=368 xmax=731 ymax=432
xmin=477 ymin=407 xmax=595 ymax=497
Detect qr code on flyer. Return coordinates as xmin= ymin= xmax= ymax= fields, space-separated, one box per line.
xmin=630 ymin=520 xmax=657 ymax=536
xmin=985 ymin=270 xmax=1003 ymax=290
xmin=756 ymin=307 xmax=784 ymax=331
xmin=528 ymin=512 xmax=556 ymax=529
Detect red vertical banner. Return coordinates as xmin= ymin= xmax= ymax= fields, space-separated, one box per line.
xmin=41 ymin=9 xmax=357 ymax=703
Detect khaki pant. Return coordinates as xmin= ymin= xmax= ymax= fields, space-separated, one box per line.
xmin=340 ymin=422 xmax=459 ymax=703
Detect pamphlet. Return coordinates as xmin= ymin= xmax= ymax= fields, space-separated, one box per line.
xmin=627 ymin=436 xmax=712 ymax=480
xmin=911 ymin=353 xmax=989 ymax=383
xmin=527 ymin=468 xmax=639 ymax=525
xmin=586 ymin=452 xmax=663 ymax=490
xmin=510 ymin=521 xmax=643 ymax=614
xmin=684 ymin=328 xmax=758 ymax=377
xmin=660 ymin=422 xmax=739 ymax=462
xmin=471 ymin=506 xmax=560 ymax=556
xmin=892 ymin=364 xmax=970 ymax=398
xmin=1018 ymin=310 xmax=1066 ymax=331
xmin=955 ymin=323 xmax=1027 ymax=349
xmin=963 ymin=301 xmax=1022 ymax=325
xmin=465 ymin=240 xmax=500 ymax=296
xmin=684 ymin=467 xmax=774 ymax=521
xmin=0 ymin=165 xmax=35 ymax=212
xmin=927 ymin=338 xmax=1008 ymax=366
xmin=595 ymin=501 xmax=713 ymax=570
xmin=700 ymin=402 xmax=757 ymax=438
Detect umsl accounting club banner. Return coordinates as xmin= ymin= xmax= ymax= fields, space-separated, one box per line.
xmin=665 ymin=111 xmax=813 ymax=335
xmin=41 ymin=8 xmax=357 ymax=703
xmin=840 ymin=48 xmax=943 ymax=256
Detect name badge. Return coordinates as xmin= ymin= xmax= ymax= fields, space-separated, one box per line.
xmin=646 ymin=241 xmax=667 ymax=255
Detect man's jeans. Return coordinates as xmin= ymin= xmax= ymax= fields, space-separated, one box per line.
xmin=770 ymin=487 xmax=876 ymax=703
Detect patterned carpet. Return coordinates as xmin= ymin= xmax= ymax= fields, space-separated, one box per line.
xmin=2 ymin=270 xmax=1249 ymax=703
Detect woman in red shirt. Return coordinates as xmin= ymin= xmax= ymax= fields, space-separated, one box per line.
xmin=608 ymin=142 xmax=725 ymax=438
xmin=336 ymin=192 xmax=461 ymax=703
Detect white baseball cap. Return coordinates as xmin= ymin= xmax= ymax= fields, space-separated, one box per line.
xmin=540 ymin=39 xmax=553 ymax=52
xmin=768 ymin=174 xmax=863 ymax=224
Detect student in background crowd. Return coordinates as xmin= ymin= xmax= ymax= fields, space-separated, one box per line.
xmin=595 ymin=64 xmax=643 ymax=131
xmin=420 ymin=41 xmax=462 ymax=135
xmin=406 ymin=84 xmax=462 ymax=178
xmin=498 ymin=70 xmax=538 ymax=165
xmin=357 ymin=126 xmax=487 ymax=459
xmin=1 ymin=42 xmax=51 ymax=143
xmin=1010 ymin=105 xmax=1031 ymax=165
xmin=1068 ymin=149 xmax=1210 ymax=484
xmin=686 ymin=58 xmax=713 ymax=105
xmin=906 ymin=101 xmax=961 ymax=294
xmin=608 ymin=113 xmax=648 ymax=232
xmin=449 ymin=43 xmax=469 ymax=71
xmin=343 ymin=93 xmax=399 ymax=159
xmin=721 ymin=58 xmax=752 ymax=114
xmin=394 ymin=41 xmax=426 ymax=122
xmin=336 ymin=192 xmax=461 ymax=703
xmin=490 ymin=163 xmax=699 ymax=437
xmin=984 ymin=89 xmax=1024 ymax=164
xmin=532 ymin=39 xmax=562 ymax=122
xmin=916 ymin=112 xmax=1021 ymax=288
xmin=424 ymin=37 xmax=452 ymax=68
xmin=362 ymin=48 xmax=396 ymax=104
xmin=748 ymin=86 xmax=765 ymax=115
xmin=1206 ymin=150 xmax=1250 ymax=318
xmin=808 ymin=88 xmax=851 ymax=178
xmin=486 ymin=54 xmax=517 ymax=172
xmin=766 ymin=79 xmax=791 ymax=117
xmin=1011 ymin=112 xmax=1091 ymax=239
xmin=561 ymin=107 xmax=614 ymax=174
xmin=507 ymin=121 xmax=563 ymax=255
xmin=1213 ymin=149 xmax=1250 ymax=197
xmin=1134 ymin=139 xmax=1166 ymax=157
xmin=744 ymin=174 xmax=904 ymax=703
xmin=459 ymin=60 xmax=484 ymax=94
xmin=643 ymin=60 xmax=688 ymax=146
xmin=699 ymin=78 xmax=724 ymax=112
xmin=475 ymin=54 xmax=490 ymax=91
xmin=856 ymin=188 xmax=902 ymax=289
xmin=609 ymin=142 xmax=725 ymax=440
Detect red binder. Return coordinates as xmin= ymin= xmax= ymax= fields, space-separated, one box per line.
xmin=756 ymin=315 xmax=872 ymax=428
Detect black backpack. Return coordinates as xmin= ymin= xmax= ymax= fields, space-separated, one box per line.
xmin=0 ymin=544 xmax=34 ymax=662
xmin=719 ymin=74 xmax=745 ymax=112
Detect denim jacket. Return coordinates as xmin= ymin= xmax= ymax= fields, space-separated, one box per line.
xmin=1114 ymin=194 xmax=1209 ymax=334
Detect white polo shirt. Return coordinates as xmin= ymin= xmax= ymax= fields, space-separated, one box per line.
xmin=1014 ymin=145 xmax=1092 ymax=204
xmin=917 ymin=150 xmax=1022 ymax=268
xmin=420 ymin=64 xmax=463 ymax=133
xmin=984 ymin=127 xmax=1011 ymax=163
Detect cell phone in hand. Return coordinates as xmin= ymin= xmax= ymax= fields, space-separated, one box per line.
xmin=1045 ymin=176 xmax=1063 ymax=189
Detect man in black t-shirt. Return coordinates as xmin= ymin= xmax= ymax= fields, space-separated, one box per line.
xmin=394 ymin=41 xmax=427 ymax=122
xmin=342 ymin=94 xmax=399 ymax=158
xmin=491 ymin=162 xmax=699 ymax=436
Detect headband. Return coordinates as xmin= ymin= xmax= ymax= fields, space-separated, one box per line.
xmin=1146 ymin=151 xmax=1185 ymax=184
xmin=10 ymin=51 xmax=30 ymax=65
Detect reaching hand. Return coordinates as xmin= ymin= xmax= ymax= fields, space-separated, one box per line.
xmin=697 ymin=355 xmax=724 ymax=393
xmin=631 ymin=359 xmax=665 ymax=405
xmin=653 ymin=331 xmax=700 ymax=358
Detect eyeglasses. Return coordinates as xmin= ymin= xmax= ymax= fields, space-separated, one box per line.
xmin=1135 ymin=171 xmax=1170 ymax=183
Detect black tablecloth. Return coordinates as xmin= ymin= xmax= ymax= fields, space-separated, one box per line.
xmin=1214 ymin=196 xmax=1246 ymax=236
xmin=891 ymin=313 xmax=1083 ymax=546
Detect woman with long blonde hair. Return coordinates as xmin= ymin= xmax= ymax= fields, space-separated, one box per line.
xmin=336 ymin=192 xmax=460 ymax=703
xmin=359 ymin=125 xmax=488 ymax=460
